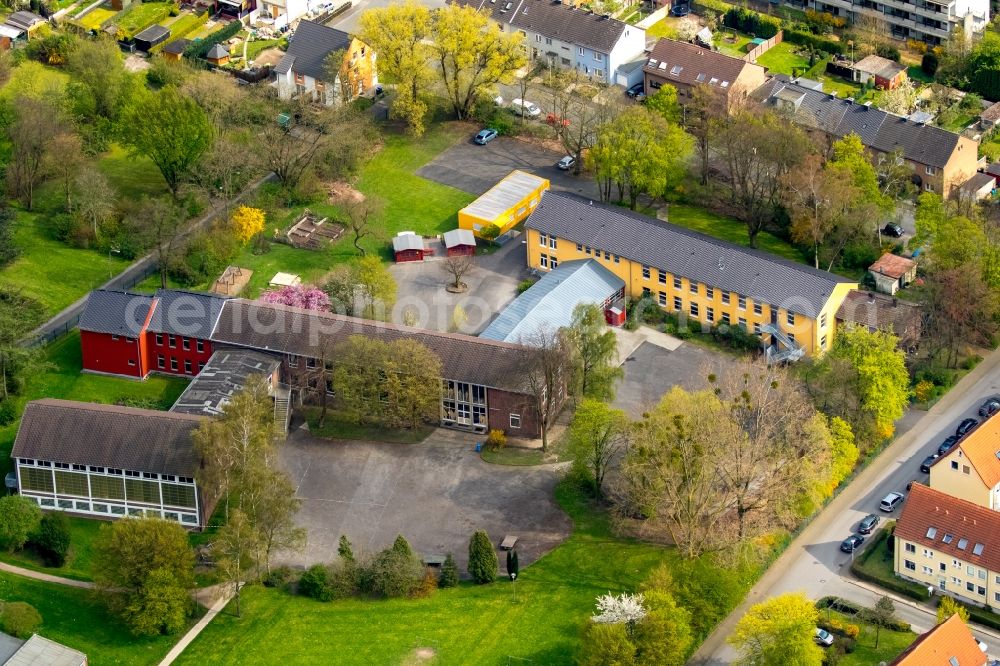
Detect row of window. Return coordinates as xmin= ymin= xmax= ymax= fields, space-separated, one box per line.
xmin=17 ymin=460 xmax=193 ymax=483
xmin=20 ymin=468 xmax=197 ymax=508
xmin=153 ymin=334 xmax=206 ymax=353
xmin=157 ymin=355 xmax=204 ymax=375
xmin=539 ymin=254 xmax=559 ymax=270
xmin=22 ymin=494 xmax=198 ymax=525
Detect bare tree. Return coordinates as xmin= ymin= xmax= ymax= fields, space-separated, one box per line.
xmin=72 ymin=167 xmax=118 ymax=239
xmin=7 ymin=96 xmax=65 ymax=211
xmin=684 ymin=85 xmax=726 ymax=186
xmin=337 ymin=195 xmax=385 ymax=256
xmin=45 ymin=131 xmax=85 ymax=211
xmin=258 ymin=101 xmax=330 ymax=193
xmin=552 ymin=72 xmax=621 ymax=175
xmin=134 ymin=197 xmax=185 ymax=289
xmin=441 ymin=254 xmax=474 ymax=290
xmin=194 ymin=132 xmax=260 ymax=212
xmin=517 ymin=325 xmax=571 ymax=452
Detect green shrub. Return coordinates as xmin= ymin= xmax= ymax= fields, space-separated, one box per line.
xmin=517 ymin=278 xmax=537 ymax=294
xmin=784 ymin=28 xmax=845 ymax=55
xmin=480 ymin=223 xmax=501 ymax=241
xmin=875 ymin=43 xmax=900 ymax=61
xmin=485 ymin=429 xmax=507 ymax=449
xmin=962 ymin=603 xmax=1000 ymax=631
xmin=723 ymin=7 xmax=781 ymax=38
xmin=298 ymin=564 xmax=333 ymax=601
xmin=467 ymin=530 xmax=497 ymax=584
xmin=439 ymin=553 xmax=459 ymax=588
xmin=369 ymin=535 xmax=424 ymax=598
xmin=0 ymin=399 xmax=16 ymax=426
xmin=692 ymin=0 xmax=734 ymax=14
xmin=922 ymin=52 xmax=938 ymax=76
xmin=263 ymin=565 xmax=294 ymax=588
xmin=0 ymin=496 xmax=42 ymax=552
xmin=29 ymin=512 xmax=71 ymax=568
xmin=185 ymin=20 xmax=241 ymax=59
xmin=0 ymin=602 xmax=41 ymax=639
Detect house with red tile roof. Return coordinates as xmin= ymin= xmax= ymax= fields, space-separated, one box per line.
xmin=930 ymin=411 xmax=1000 ymax=510
xmin=889 ymin=614 xmax=986 ymax=665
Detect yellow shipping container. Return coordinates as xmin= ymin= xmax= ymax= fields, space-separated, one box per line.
xmin=458 ymin=170 xmax=550 ymax=238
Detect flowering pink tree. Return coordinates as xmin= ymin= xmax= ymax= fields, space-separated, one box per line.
xmin=258 ymin=285 xmax=331 ymax=311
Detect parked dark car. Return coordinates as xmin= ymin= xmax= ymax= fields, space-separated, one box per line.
xmin=957 ymin=418 xmax=979 ymax=437
xmin=626 ymin=83 xmax=645 ymax=98
xmin=882 ymin=223 xmax=904 ymax=238
xmin=841 ymin=534 xmax=865 ymax=553
xmin=473 ymin=128 xmax=498 ymax=145
xmin=937 ymin=435 xmax=961 ymax=456
xmin=921 ymin=453 xmax=940 ymax=473
xmin=858 ymin=513 xmax=880 ymax=535
xmin=979 ymin=398 xmax=1000 ymax=418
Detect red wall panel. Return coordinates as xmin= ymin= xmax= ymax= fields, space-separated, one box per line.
xmin=80 ymin=330 xmax=144 ymax=378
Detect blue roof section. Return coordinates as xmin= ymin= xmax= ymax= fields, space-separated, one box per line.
xmin=480 ymin=260 xmax=624 ymax=344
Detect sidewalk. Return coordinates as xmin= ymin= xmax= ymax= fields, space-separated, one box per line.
xmin=0 ymin=561 xmax=93 ymax=589
xmin=158 ymin=585 xmax=235 ymax=666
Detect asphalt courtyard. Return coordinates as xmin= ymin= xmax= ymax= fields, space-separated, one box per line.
xmin=612 ymin=340 xmax=716 ymax=418
xmin=277 ymin=427 xmax=572 ymax=572
xmin=417 ymin=135 xmax=600 ymax=199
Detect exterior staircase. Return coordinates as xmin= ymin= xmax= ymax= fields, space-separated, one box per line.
xmin=273 ymin=385 xmax=291 ymax=439
xmin=759 ymin=323 xmax=805 ymax=364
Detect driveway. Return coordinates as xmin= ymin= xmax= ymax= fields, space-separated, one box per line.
xmin=388 ymin=237 xmax=528 ymax=333
xmin=690 ymin=346 xmax=1000 ymax=664
xmin=417 ymin=136 xmax=600 ymax=200
xmin=277 ymin=427 xmax=572 ymax=572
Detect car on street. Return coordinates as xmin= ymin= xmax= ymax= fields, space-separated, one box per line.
xmin=880 ymin=492 xmax=905 ymax=512
xmin=858 ymin=513 xmax=880 ymax=534
xmin=510 ymin=98 xmax=541 ymax=118
xmin=882 ymin=223 xmax=904 ymax=237
xmin=841 ymin=534 xmax=865 ymax=553
xmin=473 ymin=128 xmax=498 ymax=145
xmin=978 ymin=398 xmax=1000 ymax=418
xmin=557 ymin=155 xmax=575 ymax=171
xmin=626 ymin=83 xmax=645 ymax=98
xmin=815 ymin=628 xmax=834 ymax=647
xmin=957 ymin=418 xmax=979 ymax=437
xmin=937 ymin=435 xmax=961 ymax=456
xmin=920 ymin=453 xmax=940 ymax=473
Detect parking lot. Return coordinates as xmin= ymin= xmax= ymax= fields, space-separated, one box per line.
xmin=417 ymin=135 xmax=600 ymax=200
xmin=277 ymin=428 xmax=572 ymax=571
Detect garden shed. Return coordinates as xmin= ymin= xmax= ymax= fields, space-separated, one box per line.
xmin=393 ymin=232 xmax=432 ymax=263
xmin=868 ymin=253 xmax=917 ymax=295
xmin=134 ymin=24 xmax=170 ymax=52
xmin=443 ymin=229 xmax=476 ymax=257
xmin=206 ymin=43 xmax=230 ymax=66
xmin=162 ymin=38 xmax=190 ymax=61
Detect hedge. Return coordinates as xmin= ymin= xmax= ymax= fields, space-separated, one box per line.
xmin=724 ymin=7 xmax=781 ymax=39
xmin=692 ymin=0 xmax=734 ymax=15
xmin=961 ymin=603 xmax=1000 ymax=632
xmin=815 ymin=596 xmax=910 ymax=632
xmin=784 ymin=28 xmax=845 ymax=55
xmin=150 ymin=10 xmax=209 ymax=53
xmin=184 ymin=19 xmax=240 ymax=59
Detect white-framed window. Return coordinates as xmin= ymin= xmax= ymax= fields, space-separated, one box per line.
xmin=925 ymin=165 xmax=937 ymax=175
xmin=182 ymin=338 xmax=191 ymax=351
xmin=595 ymin=53 xmax=603 ymax=61
xmin=786 ymin=312 xmax=795 ymax=326
xmin=721 ymin=312 xmax=731 ymax=325
xmin=594 ymin=69 xmax=603 ymax=78
xmin=157 ymin=355 xmax=165 ymax=369
xmin=539 ymin=233 xmax=548 ymax=247
xmin=127 ymin=359 xmax=136 ymax=367
xmin=155 ymin=334 xmax=163 ymax=346
xmin=738 ymin=296 xmax=746 ymax=310
xmin=905 ymin=560 xmax=916 ymax=571
xmin=184 ymin=359 xmax=193 ymax=374
xmin=168 ymin=335 xmax=176 ymax=348
xmin=673 ymin=276 xmax=682 ymax=289
xmin=923 ymin=566 xmax=933 ymax=575
xmin=289 ymin=356 xmax=299 ymax=368
xmin=545 ymin=37 xmax=552 ymax=45
xmin=689 ymin=302 xmax=699 ymax=317
xmin=820 ymin=313 xmax=828 ymax=328
xmin=706 ymin=286 xmax=714 ymax=299
xmin=722 ymin=292 xmax=731 ymax=305
xmin=550 ymin=257 xmax=559 ymax=270
xmin=170 ymin=357 xmax=178 ymax=371
xmin=196 ymin=339 xmax=204 ymax=353
xmin=689 ymin=282 xmax=698 ymax=295
xmin=738 ymin=317 xmax=747 ymax=329
xmin=753 ymin=302 xmax=762 ymax=315
xmin=613 ymin=255 xmax=620 ymax=263
xmin=658 ymin=291 xmax=667 ymax=306
xmin=658 ymin=270 xmax=667 ymax=285
xmin=753 ymin=323 xmax=761 ymax=335
xmin=540 ymin=254 xmax=549 ymax=268
xmin=673 ymin=296 xmax=682 ymax=311
xmin=579 ymin=47 xmax=585 ymax=55
xmin=536 ymin=34 xmax=542 ymax=42
xmin=549 ymin=236 xmax=557 ymax=249
xmin=706 ymin=307 xmax=714 ymax=323
xmin=821 ymin=335 xmax=827 ymax=348
xmin=509 ymin=413 xmax=521 ymax=428
xmin=924 ymin=182 xmax=934 ymax=192
xmin=642 ymin=265 xmax=650 ymax=279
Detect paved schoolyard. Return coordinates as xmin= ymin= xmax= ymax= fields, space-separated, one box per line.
xmin=389 ymin=237 xmax=529 ymax=333
xmin=277 ymin=427 xmax=572 ymax=572
xmin=612 ymin=341 xmax=718 ymax=418
xmin=417 ymin=136 xmax=600 ymax=199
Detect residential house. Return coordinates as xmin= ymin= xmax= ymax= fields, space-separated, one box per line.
xmin=524 ymin=191 xmax=857 ymax=357
xmin=894 ymin=483 xmax=1000 ymax=607
xmin=889 ymin=613 xmax=986 ymax=665
xmin=480 ymin=259 xmax=624 ymax=344
xmin=930 ymin=411 xmax=1000 ymax=509
xmin=443 ymin=229 xmax=476 ymax=257
xmin=868 ymin=253 xmax=917 ymax=295
xmin=458 ymin=170 xmax=549 ymax=239
xmin=275 ymin=20 xmax=377 ymax=106
xmin=11 ymin=399 xmax=208 ymax=528
xmin=809 ymin=0 xmax=988 ymax=43
xmin=257 ymin=0 xmax=308 ymax=28
xmin=835 ymin=290 xmax=923 ymax=351
xmin=852 ymin=54 xmax=908 ymax=90
xmin=756 ymin=76 xmax=979 ymax=196
xmin=0 ymin=633 xmax=88 ymax=666
xmin=448 ymin=0 xmax=645 ymax=83
xmin=642 ymin=38 xmax=769 ymax=112
xmin=960 ymin=172 xmax=996 ymax=202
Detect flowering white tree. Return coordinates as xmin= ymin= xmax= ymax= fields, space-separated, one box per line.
xmin=591 ymin=592 xmax=647 ymax=631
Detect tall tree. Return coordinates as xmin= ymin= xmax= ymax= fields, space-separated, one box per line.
xmin=729 ymin=593 xmax=823 ymax=666
xmin=66 ymin=38 xmax=128 ymax=121
xmin=565 ymin=303 xmax=622 ymax=401
xmin=517 ymin=325 xmax=571 ymax=452
xmin=359 ymin=1 xmax=433 ymax=135
xmin=72 ymin=166 xmax=118 ymax=240
xmin=0 ymin=496 xmax=41 ymax=551
xmin=238 ymin=466 xmax=306 ymax=576
xmin=337 ymin=196 xmax=384 ymax=256
xmin=0 ymin=206 xmax=17 ymax=269
xmin=684 ymin=85 xmax=726 ymax=186
xmin=124 ymin=86 xmax=213 ymax=196
xmin=568 ymin=399 xmax=628 ymax=497
xmin=353 ymin=255 xmax=397 ymax=320
xmin=134 ymin=196 xmax=185 ymax=289
xmin=214 ymin=509 xmax=261 ymax=617
xmin=442 ymin=254 xmax=474 ymax=290
xmin=6 ymin=96 xmax=65 ymax=210
xmin=922 ymin=267 xmax=998 ymax=369
xmin=550 ymin=71 xmax=619 ymax=176
xmin=44 ymin=131 xmax=85 ymax=212
xmin=0 ymin=289 xmax=44 ymax=404
xmin=430 ymin=4 xmax=526 ymax=120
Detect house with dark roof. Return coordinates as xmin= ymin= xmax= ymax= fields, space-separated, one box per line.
xmin=275 ymin=20 xmax=376 ymax=106
xmin=930 ymin=410 xmax=1000 ymax=510
xmin=170 ymin=349 xmax=282 ymax=418
xmin=889 ymin=613 xmax=986 ymax=665
xmin=894 ymin=483 xmax=1000 ymax=608
xmin=524 ymin=191 xmax=857 ymax=357
xmin=162 ymin=38 xmax=191 ymax=61
xmin=852 ymin=54 xmax=907 ymax=90
xmin=756 ymin=76 xmax=980 ymax=197
xmin=12 ymin=399 xmax=208 ymax=528
xmin=642 ymin=38 xmax=768 ymax=112
xmin=79 ymin=289 xmax=229 ymax=379
xmin=133 ymin=24 xmax=170 ymax=52
xmin=835 ymin=290 xmax=922 ymax=351
xmin=449 ymin=0 xmax=645 ymax=84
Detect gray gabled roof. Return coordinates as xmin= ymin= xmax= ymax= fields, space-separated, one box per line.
xmin=449 ymin=0 xmax=635 ymax=54
xmin=5 ymin=10 xmax=43 ymax=30
xmin=525 ymin=192 xmax=853 ymax=318
xmin=756 ymin=77 xmax=963 ymax=168
xmin=147 ymin=289 xmax=229 ymax=339
xmin=163 ymin=38 xmax=191 ymax=55
xmin=443 ymin=228 xmax=476 ymax=248
xmin=78 ymin=290 xmax=154 ymax=336
xmin=12 ymin=399 xmax=203 ymax=477
xmin=480 ymin=259 xmax=623 ymax=343
xmin=392 ymin=233 xmax=425 ymax=252
xmin=276 ymin=19 xmax=351 ymax=81
xmin=5 ymin=634 xmax=87 ymax=666
xmin=171 ymin=349 xmax=281 ymax=417
xmin=134 ymin=24 xmax=169 ymax=43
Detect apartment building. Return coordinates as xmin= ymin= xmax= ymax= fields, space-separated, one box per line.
xmin=808 ymin=0 xmax=988 ymax=43
xmin=930 ymin=412 xmax=1000 ymax=510
xmin=894 ymin=483 xmax=1000 ymax=607
xmin=523 ymin=192 xmax=857 ymax=357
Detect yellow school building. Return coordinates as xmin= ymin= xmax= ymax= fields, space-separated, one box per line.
xmin=523 ymin=192 xmax=857 ymax=357
xmin=458 ymin=170 xmax=549 ymax=239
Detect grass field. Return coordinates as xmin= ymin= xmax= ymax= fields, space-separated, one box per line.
xmin=0 ymin=517 xmax=102 ymax=581
xmin=97 ymin=143 xmax=169 ymax=201
xmin=820 ymin=609 xmax=915 ymax=664
xmin=303 ymin=406 xmax=433 ymax=444
xmin=667 ymin=204 xmax=807 ymax=264
xmin=116 ymin=0 xmax=173 ymax=37
xmin=645 ymin=16 xmax=680 ymax=39
xmin=246 ymin=38 xmax=282 ymax=61
xmin=714 ymin=31 xmax=755 ymax=58
xmin=1 ymin=61 xmax=69 ymax=101
xmin=0 ymin=331 xmax=188 ymax=476
xmin=174 ymin=480 xmax=756 ymax=665
xmin=756 ymin=42 xmax=810 ymax=76
xmin=73 ymin=6 xmax=117 ymax=30
xmin=0 ymin=571 xmax=178 ymax=664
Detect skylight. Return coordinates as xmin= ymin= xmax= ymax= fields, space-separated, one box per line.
xmin=958 ymin=538 xmax=969 ymax=550
xmin=974 ymin=543 xmax=985 ymax=556
xmin=658 ymin=62 xmax=667 ymax=70
xmin=926 ymin=527 xmax=937 ymax=539
xmin=709 ymin=77 xmax=718 ymax=85
xmin=721 ymin=81 xmax=730 ymax=88
xmin=696 ymin=73 xmax=706 ymax=82
xmin=670 ymin=65 xmax=683 ymax=75
xmin=942 ymin=533 xmax=954 ymax=544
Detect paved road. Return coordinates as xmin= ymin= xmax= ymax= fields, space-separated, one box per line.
xmin=327 ymin=0 xmax=446 ymax=33
xmin=690 ymin=346 xmax=1000 ymax=664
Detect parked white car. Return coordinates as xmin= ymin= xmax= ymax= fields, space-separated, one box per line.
xmin=510 ymin=98 xmax=541 ymax=118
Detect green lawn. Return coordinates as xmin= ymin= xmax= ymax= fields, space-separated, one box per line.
xmin=0 ymin=571 xmax=178 ymax=664
xmin=1 ymin=211 xmax=133 ymax=324
xmin=116 ymin=1 xmax=173 ymax=37
xmin=1 ymin=61 xmax=70 ymax=101
xmin=714 ymin=31 xmax=755 ymax=58
xmin=816 ymin=74 xmax=862 ymax=98
xmin=0 ymin=517 xmax=102 ymax=581
xmin=820 ymin=609 xmax=915 ymax=665
xmin=174 ymin=481 xmax=756 ymax=665
xmin=246 ymin=38 xmax=282 ymax=61
xmin=667 ymin=204 xmax=807 ymax=264
xmin=938 ymin=111 xmax=978 ymax=133
xmin=73 ymin=6 xmax=117 ymax=30
xmin=756 ymin=42 xmax=811 ymax=76
xmin=97 ymin=143 xmax=169 ymax=201
xmin=303 ymin=406 xmax=433 ymax=444
xmin=480 ymin=446 xmax=546 ymax=465
xmin=645 ymin=16 xmax=680 ymax=39
xmin=0 ymin=331 xmax=188 ymax=476
xmin=907 ymin=66 xmax=934 ymax=84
